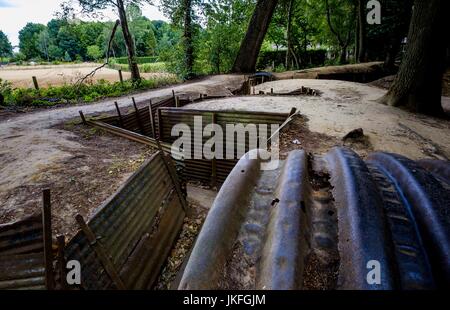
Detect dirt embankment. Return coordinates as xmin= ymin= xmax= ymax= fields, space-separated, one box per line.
xmin=274 ymin=62 xmax=388 ymax=83
xmin=183 ymin=79 xmax=450 ymax=161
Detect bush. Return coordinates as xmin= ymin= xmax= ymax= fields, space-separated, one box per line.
xmin=111 ymin=56 xmax=159 ymax=65
xmin=1 ymin=75 xmax=180 ymax=107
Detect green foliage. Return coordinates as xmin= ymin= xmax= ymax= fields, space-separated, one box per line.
xmin=0 ymin=31 xmax=13 ymax=58
xmin=110 ymin=61 xmax=167 ymax=73
xmin=111 ymin=56 xmax=158 ymax=64
xmin=86 ymin=45 xmax=103 ymax=61
xmin=18 ymin=23 xmax=46 ymax=59
xmin=1 ymin=76 xmax=179 ymax=107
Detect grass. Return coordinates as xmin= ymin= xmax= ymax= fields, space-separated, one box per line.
xmin=110 ymin=62 xmax=167 ymax=73
xmin=0 ymin=75 xmax=180 ymax=107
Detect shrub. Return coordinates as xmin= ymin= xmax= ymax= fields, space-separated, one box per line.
xmin=1 ymin=75 xmax=180 ymax=107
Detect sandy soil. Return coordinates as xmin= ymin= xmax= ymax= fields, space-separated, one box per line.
xmin=183 ymin=79 xmax=450 ymax=161
xmin=0 ymin=74 xmax=245 ymax=229
xmin=0 ymin=63 xmax=174 ymax=88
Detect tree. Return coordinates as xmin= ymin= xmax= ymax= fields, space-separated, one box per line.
xmin=36 ymin=30 xmax=51 ymax=61
xmin=65 ymin=0 xmax=152 ymax=81
xmin=87 ymin=45 xmax=103 ymax=61
xmin=379 ymin=0 xmax=449 ymax=116
xmin=324 ymin=0 xmax=356 ymax=64
xmin=0 ymin=31 xmax=13 ymax=58
xmin=356 ymin=0 xmax=367 ymax=62
xmin=232 ymin=0 xmax=279 ymax=73
xmin=160 ymin=0 xmax=200 ymax=78
xmin=18 ymin=23 xmax=46 ymax=59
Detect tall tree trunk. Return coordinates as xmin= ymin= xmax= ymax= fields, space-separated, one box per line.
xmin=324 ymin=0 xmax=354 ymax=64
xmin=285 ymin=0 xmax=294 ymax=70
xmin=339 ymin=46 xmax=347 ymax=64
xmin=117 ymin=0 xmax=140 ymax=81
xmin=183 ymin=0 xmax=194 ymax=79
xmin=357 ymin=0 xmax=367 ymax=62
xmin=232 ymin=0 xmax=279 ymax=73
xmin=380 ymin=0 xmax=448 ymax=116
xmin=383 ymin=0 xmax=413 ymax=71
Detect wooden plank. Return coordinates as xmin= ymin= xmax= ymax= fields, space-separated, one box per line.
xmin=132 ymin=97 xmax=145 ymax=134
xmin=75 ymin=215 xmax=126 ymax=290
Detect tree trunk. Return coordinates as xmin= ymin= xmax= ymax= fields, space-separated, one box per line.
xmin=285 ymin=0 xmax=294 ymax=70
xmin=324 ymin=0 xmax=354 ymax=65
xmin=383 ymin=0 xmax=413 ymax=71
xmin=380 ymin=0 xmax=448 ymax=116
xmin=339 ymin=46 xmax=347 ymax=64
xmin=232 ymin=0 xmax=279 ymax=73
xmin=183 ymin=0 xmax=194 ymax=79
xmin=383 ymin=36 xmax=401 ymax=71
xmin=357 ymin=0 xmax=367 ymax=62
xmin=117 ymin=0 xmax=140 ymax=81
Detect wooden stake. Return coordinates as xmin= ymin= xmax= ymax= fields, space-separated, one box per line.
xmin=114 ymin=102 xmax=124 ymax=128
xmin=32 ymin=76 xmax=39 ymax=90
xmin=75 ymin=215 xmax=126 ymax=290
xmin=42 ymin=189 xmax=54 ymax=290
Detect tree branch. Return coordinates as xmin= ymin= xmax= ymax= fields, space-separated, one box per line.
xmin=74 ymin=19 xmax=120 ymax=88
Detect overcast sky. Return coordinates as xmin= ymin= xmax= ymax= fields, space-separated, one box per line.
xmin=0 ymin=0 xmax=167 ymax=48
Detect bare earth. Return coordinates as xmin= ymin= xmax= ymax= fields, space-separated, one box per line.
xmin=1 ymin=74 xmax=449 ymax=237
xmin=183 ymin=79 xmax=450 ymax=160
xmin=0 ymin=74 xmax=245 ymax=235
xmin=0 ymin=63 xmax=174 ymax=88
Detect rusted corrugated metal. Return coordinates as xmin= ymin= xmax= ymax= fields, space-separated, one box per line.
xmin=179 ymin=147 xmax=450 ymax=290
xmin=0 ymin=215 xmax=46 ymax=290
xmin=64 ymin=151 xmax=186 ymax=289
xmin=84 ymin=105 xmax=290 ymax=186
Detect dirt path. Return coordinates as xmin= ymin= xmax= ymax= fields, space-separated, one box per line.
xmin=0 ymin=74 xmax=244 ymax=194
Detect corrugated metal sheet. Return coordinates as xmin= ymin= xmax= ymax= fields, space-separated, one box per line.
xmin=64 ymin=151 xmax=185 ymax=289
xmin=179 ymin=147 xmax=450 ymax=290
xmin=0 ymin=214 xmax=47 ymax=290
xmin=85 ymin=105 xmax=290 ymax=186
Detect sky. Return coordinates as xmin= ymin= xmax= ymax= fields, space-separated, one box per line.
xmin=0 ymin=0 xmax=167 ymax=48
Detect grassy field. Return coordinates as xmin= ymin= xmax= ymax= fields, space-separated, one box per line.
xmin=0 ymin=62 xmax=174 ymax=88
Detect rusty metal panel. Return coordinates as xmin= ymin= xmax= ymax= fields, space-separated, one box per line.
xmin=65 ymin=151 xmax=185 ymax=290
xmin=0 ymin=215 xmax=46 ymax=290
xmin=179 ymin=147 xmax=450 ymax=290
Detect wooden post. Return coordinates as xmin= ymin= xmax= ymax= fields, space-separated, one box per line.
xmin=132 ymin=97 xmax=145 ymax=134
xmin=211 ymin=113 xmax=217 ymax=189
xmin=149 ymin=100 xmax=156 ymax=138
xmin=75 ymin=215 xmax=126 ymax=290
xmin=114 ymin=102 xmax=124 ymax=128
xmin=79 ymin=111 xmax=87 ymax=125
xmin=42 ymin=189 xmax=54 ymax=290
xmin=32 ymin=76 xmax=39 ymax=90
xmin=157 ymin=108 xmax=163 ymax=141
xmin=172 ymin=90 xmax=176 ymax=100
xmin=118 ymin=70 xmax=123 ymax=84
xmin=271 ymin=88 xmax=274 ymax=95
xmin=155 ymin=147 xmax=188 ymax=212
xmin=175 ymin=96 xmax=179 ymax=108
xmin=56 ymin=235 xmax=67 ymax=290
